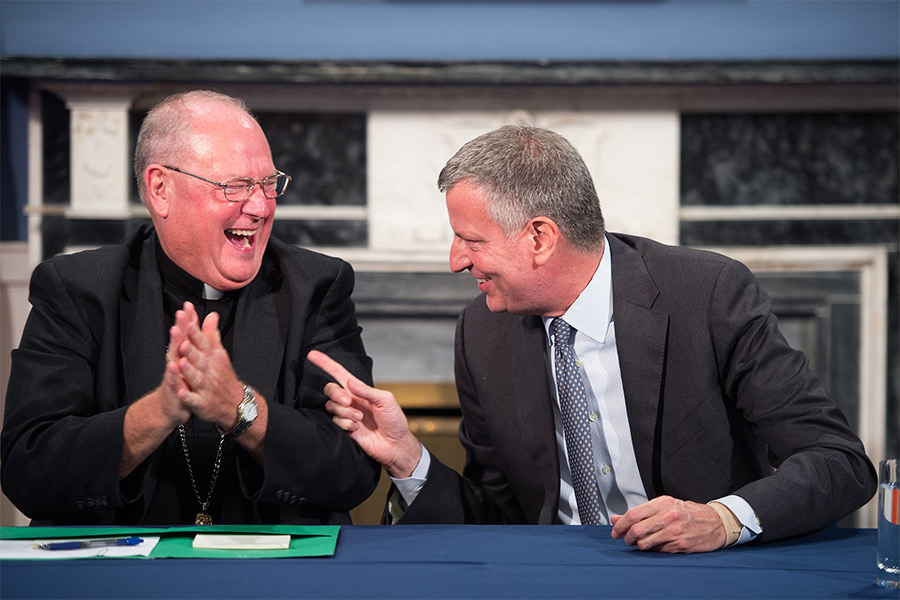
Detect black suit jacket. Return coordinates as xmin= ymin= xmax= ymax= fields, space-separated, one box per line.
xmin=1 ymin=224 xmax=380 ymax=524
xmin=399 ymin=233 xmax=876 ymax=543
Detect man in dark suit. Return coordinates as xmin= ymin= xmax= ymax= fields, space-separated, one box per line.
xmin=1 ymin=90 xmax=379 ymax=525
xmin=310 ymin=124 xmax=876 ymax=552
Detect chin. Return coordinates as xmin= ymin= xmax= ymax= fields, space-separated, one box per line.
xmin=215 ymin=258 xmax=264 ymax=288
xmin=218 ymin=281 xmax=250 ymax=292
xmin=487 ymin=297 xmax=537 ymax=316
xmin=485 ymin=297 xmax=510 ymax=314
xmin=212 ymin=270 xmax=260 ymax=292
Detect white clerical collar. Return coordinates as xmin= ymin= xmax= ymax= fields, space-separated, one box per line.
xmin=202 ymin=284 xmax=225 ymax=300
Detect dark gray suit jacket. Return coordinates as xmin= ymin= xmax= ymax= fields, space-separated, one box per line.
xmin=1 ymin=224 xmax=379 ymax=525
xmin=400 ymin=233 xmax=876 ymax=543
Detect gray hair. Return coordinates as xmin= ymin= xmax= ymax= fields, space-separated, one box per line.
xmin=437 ymin=125 xmax=605 ymax=252
xmin=133 ymin=90 xmax=252 ymax=204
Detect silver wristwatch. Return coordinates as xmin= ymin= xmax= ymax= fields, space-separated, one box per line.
xmin=229 ymin=383 xmax=258 ymax=437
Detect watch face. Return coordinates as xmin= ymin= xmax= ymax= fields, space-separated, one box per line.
xmin=243 ymin=401 xmax=258 ymax=421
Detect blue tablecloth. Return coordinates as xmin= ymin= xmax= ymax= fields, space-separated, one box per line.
xmin=1 ymin=525 xmax=895 ymax=599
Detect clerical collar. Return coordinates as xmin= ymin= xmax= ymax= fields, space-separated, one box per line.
xmin=203 ymin=285 xmax=224 ymax=300
xmin=155 ymin=236 xmax=228 ymax=301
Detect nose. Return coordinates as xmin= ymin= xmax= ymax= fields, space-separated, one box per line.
xmin=242 ymin=185 xmax=272 ymax=219
xmin=448 ymin=237 xmax=471 ymax=274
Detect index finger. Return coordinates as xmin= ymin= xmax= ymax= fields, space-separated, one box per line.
xmin=307 ymin=350 xmax=360 ymax=390
xmin=180 ymin=311 xmax=216 ymax=354
xmin=610 ymin=501 xmax=658 ymax=538
xmin=179 ymin=301 xmax=200 ymax=326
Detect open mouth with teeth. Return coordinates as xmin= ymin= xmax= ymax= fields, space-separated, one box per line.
xmin=225 ymin=228 xmax=257 ymax=249
xmin=475 ymin=277 xmax=491 ymax=291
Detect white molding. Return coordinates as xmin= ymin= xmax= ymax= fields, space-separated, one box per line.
xmin=25 ymin=204 xmax=367 ymax=222
xmin=681 ymin=205 xmax=900 ymax=221
xmin=27 ymin=88 xmax=43 ymax=270
xmin=298 ymin=247 xmax=452 ymax=273
xmin=273 ymin=205 xmax=368 ymax=220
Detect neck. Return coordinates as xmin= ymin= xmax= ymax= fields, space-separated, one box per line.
xmin=542 ymin=245 xmax=604 ymax=318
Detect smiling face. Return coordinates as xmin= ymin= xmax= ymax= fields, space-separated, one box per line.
xmin=446 ymin=181 xmax=548 ymax=315
xmin=149 ymin=103 xmax=276 ymax=291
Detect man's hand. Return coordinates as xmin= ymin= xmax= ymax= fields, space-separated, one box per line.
xmin=609 ymin=495 xmax=727 ymax=553
xmin=120 ymin=305 xmax=204 ymax=478
xmin=307 ymin=350 xmax=422 ymax=478
xmin=169 ymin=302 xmax=244 ymax=430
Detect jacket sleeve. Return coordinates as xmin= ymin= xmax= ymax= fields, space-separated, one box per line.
xmin=708 ymin=259 xmax=876 ymax=541
xmin=248 ymin=257 xmax=380 ymax=516
xmin=394 ymin=304 xmax=524 ymax=524
xmin=1 ymin=259 xmax=127 ymax=521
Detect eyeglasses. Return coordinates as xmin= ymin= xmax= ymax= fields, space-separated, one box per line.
xmin=164 ymin=165 xmax=291 ymax=202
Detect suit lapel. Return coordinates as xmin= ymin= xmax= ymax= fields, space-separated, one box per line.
xmin=116 ymin=230 xmax=168 ymax=524
xmin=120 ymin=232 xmax=168 ymax=405
xmin=230 ymin=259 xmax=286 ymax=402
xmin=608 ymin=235 xmax=669 ymax=499
xmin=509 ymin=314 xmax=561 ymax=523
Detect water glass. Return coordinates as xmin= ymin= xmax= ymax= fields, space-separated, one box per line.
xmin=877 ymin=458 xmax=899 ymax=589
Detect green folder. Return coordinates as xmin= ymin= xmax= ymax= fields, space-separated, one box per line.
xmin=0 ymin=524 xmax=339 ymax=559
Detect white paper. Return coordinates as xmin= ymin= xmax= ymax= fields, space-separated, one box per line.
xmin=192 ymin=533 xmax=291 ymax=550
xmin=0 ymin=536 xmax=160 ymax=560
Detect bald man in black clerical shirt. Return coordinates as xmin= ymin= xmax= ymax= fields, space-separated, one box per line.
xmin=1 ymin=90 xmax=379 ymax=526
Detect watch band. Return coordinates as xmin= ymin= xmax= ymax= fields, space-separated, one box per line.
xmin=229 ymin=383 xmax=257 ymax=438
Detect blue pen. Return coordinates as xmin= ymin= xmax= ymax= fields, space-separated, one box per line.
xmin=35 ymin=536 xmax=144 ymax=551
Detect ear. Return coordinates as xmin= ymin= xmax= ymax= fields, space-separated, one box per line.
xmin=525 ymin=217 xmax=559 ymax=266
xmin=144 ymin=165 xmax=170 ymax=218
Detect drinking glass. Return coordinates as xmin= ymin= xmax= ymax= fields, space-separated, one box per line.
xmin=877 ymin=458 xmax=899 ymax=589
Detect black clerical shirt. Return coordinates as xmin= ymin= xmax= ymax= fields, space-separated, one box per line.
xmin=135 ymin=238 xmax=256 ymax=525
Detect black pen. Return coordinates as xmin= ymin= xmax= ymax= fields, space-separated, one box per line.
xmin=34 ymin=536 xmax=144 ymax=551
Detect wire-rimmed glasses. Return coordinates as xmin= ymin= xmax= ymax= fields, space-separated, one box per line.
xmin=164 ymin=165 xmax=291 ymax=201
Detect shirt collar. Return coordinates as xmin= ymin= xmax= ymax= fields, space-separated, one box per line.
xmin=203 ymin=284 xmax=224 ymax=300
xmin=543 ymin=234 xmax=613 ymax=345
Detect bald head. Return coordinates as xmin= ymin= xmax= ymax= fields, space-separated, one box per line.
xmin=133 ymin=91 xmax=256 ymax=204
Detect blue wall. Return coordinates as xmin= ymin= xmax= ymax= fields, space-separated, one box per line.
xmin=1 ymin=0 xmax=898 ymax=241
xmin=2 ymin=0 xmax=898 ymax=62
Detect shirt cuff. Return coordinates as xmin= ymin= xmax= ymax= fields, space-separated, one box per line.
xmin=711 ymin=494 xmax=763 ymax=546
xmin=390 ymin=444 xmax=431 ymax=507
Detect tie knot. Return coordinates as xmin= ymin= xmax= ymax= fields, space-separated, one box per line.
xmin=551 ymin=317 xmax=573 ymax=345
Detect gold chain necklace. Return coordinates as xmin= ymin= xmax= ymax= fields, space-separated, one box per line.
xmin=178 ymin=424 xmax=226 ymax=525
